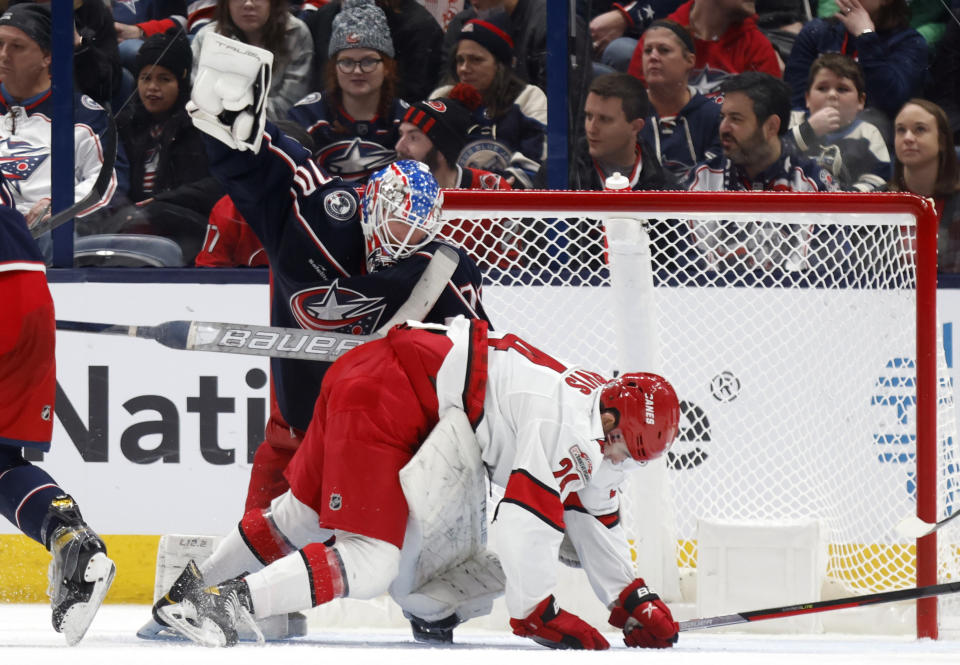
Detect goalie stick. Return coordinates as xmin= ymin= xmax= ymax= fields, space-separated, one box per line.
xmin=56 ymin=244 xmax=460 ymax=361
xmin=56 ymin=319 xmax=373 ymax=361
xmin=678 ymin=580 xmax=960 ymax=631
xmin=30 ymin=110 xmax=118 ymax=238
xmin=375 ymin=244 xmax=460 ymax=334
xmin=895 ymin=511 xmax=960 ymax=539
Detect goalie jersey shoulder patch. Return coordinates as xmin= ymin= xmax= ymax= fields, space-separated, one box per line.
xmin=323 ymin=190 xmax=357 ymax=222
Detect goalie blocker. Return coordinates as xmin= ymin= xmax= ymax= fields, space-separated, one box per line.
xmin=148 ymin=318 xmax=682 ymax=649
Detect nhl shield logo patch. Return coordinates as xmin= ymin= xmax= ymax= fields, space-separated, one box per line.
xmin=329 ymin=494 xmax=343 ymax=510
xmin=41 ymin=405 xmax=51 ymax=421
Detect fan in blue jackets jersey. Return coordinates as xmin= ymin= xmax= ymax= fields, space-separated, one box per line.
xmin=286 ymin=91 xmax=408 ymax=186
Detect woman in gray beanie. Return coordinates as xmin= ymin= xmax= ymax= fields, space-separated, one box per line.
xmin=287 ymin=0 xmax=408 ymax=186
xmin=191 ymin=0 xmax=313 ymax=122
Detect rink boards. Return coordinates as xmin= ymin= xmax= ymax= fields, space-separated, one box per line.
xmin=2 ymin=277 xmax=960 ymax=603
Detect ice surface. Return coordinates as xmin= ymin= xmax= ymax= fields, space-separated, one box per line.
xmin=2 ymin=604 xmax=960 ymax=665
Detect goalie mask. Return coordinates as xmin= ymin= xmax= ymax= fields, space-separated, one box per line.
xmin=361 ymin=160 xmax=444 ymax=272
xmin=600 ymin=372 xmax=679 ymax=463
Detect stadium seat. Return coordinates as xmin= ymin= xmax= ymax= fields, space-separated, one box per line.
xmin=73 ymin=234 xmax=185 ymax=267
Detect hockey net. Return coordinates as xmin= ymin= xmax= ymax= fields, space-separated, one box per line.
xmin=438 ymin=189 xmax=960 ymax=638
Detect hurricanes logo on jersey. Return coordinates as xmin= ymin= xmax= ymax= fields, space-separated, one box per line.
xmin=0 ymin=138 xmax=48 ymax=191
xmin=290 ymin=280 xmax=386 ymax=333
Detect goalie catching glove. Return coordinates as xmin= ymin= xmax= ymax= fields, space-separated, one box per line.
xmin=608 ymin=578 xmax=679 ymax=648
xmin=187 ymin=32 xmax=273 ymax=153
xmin=509 ymin=595 xmax=609 ymax=650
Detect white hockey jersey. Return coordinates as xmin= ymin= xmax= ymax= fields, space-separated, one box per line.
xmin=0 ymin=89 xmax=117 ymax=219
xmin=434 ymin=318 xmax=639 ymax=620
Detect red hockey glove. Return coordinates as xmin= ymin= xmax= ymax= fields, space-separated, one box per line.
xmin=510 ymin=595 xmax=609 ymax=650
xmin=608 ymin=578 xmax=679 ymax=648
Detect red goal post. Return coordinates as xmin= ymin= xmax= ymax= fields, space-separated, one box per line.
xmin=438 ymin=189 xmax=952 ymax=638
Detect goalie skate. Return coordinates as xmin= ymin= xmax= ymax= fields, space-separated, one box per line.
xmin=154 ymin=560 xmax=263 ymax=647
xmin=45 ymin=497 xmax=116 ymax=646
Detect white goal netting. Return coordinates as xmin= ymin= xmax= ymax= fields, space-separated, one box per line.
xmin=439 ymin=190 xmax=960 ymax=637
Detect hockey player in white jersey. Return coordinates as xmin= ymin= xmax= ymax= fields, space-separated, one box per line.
xmin=151 ymin=317 xmax=681 ymax=650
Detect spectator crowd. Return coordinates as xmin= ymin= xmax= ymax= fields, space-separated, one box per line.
xmin=2 ymin=0 xmax=959 ymax=268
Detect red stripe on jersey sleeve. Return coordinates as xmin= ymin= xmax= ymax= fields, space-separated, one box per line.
xmin=501 ymin=469 xmax=565 ymax=532
xmin=563 ymin=492 xmax=621 ymax=528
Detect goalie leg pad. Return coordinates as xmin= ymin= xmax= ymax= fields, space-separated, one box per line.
xmin=394 ymin=549 xmax=505 ymax=624
xmin=397 ymin=408 xmax=487 ymax=589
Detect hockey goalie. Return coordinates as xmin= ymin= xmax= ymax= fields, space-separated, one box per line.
xmin=149 ymin=316 xmax=682 ymax=650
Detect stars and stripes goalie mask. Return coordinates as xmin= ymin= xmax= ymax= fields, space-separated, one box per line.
xmin=361 ymin=160 xmax=444 ymax=272
xmin=600 ymin=372 xmax=680 ymax=466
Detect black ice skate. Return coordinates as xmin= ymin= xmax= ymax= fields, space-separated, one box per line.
xmin=155 ymin=561 xmax=262 ymax=647
xmin=405 ymin=611 xmax=460 ymax=644
xmin=45 ymin=495 xmax=116 ymax=646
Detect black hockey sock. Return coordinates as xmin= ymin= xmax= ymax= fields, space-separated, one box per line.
xmin=0 ymin=448 xmax=63 ymax=545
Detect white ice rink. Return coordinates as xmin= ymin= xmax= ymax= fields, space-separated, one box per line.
xmin=3 ymin=604 xmax=960 ymax=665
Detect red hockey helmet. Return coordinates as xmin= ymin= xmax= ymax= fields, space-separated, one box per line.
xmin=599 ymin=372 xmax=680 ymax=462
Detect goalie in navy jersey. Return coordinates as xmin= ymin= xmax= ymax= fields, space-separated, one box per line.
xmin=152 ymin=317 xmax=682 ymax=651
xmin=184 ymin=33 xmax=490 ymax=530
xmin=0 ymin=180 xmax=115 ymax=645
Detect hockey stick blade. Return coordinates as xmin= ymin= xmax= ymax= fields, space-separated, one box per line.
xmin=31 ymin=111 xmax=118 ymax=238
xmin=56 ymin=319 xmax=373 ymax=361
xmin=895 ymin=511 xmax=960 ymax=539
xmin=678 ymin=580 xmax=960 ymax=631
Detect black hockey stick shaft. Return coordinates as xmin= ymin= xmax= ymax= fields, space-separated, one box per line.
xmin=679 ymin=580 xmax=960 ymax=631
xmin=31 ymin=111 xmax=118 ymax=238
xmin=56 ymin=319 xmax=374 ymax=362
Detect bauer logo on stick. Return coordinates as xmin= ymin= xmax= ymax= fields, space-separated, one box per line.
xmin=215 ymin=327 xmax=365 ymax=357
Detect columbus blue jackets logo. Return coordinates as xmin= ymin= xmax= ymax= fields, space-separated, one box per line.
xmin=290 ymin=280 xmax=386 ymax=333
xmin=690 ymin=66 xmax=730 ymax=96
xmin=0 ymin=138 xmax=48 ymax=190
xmin=458 ymin=138 xmax=512 ymax=173
xmin=315 ymin=138 xmax=396 ymax=183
